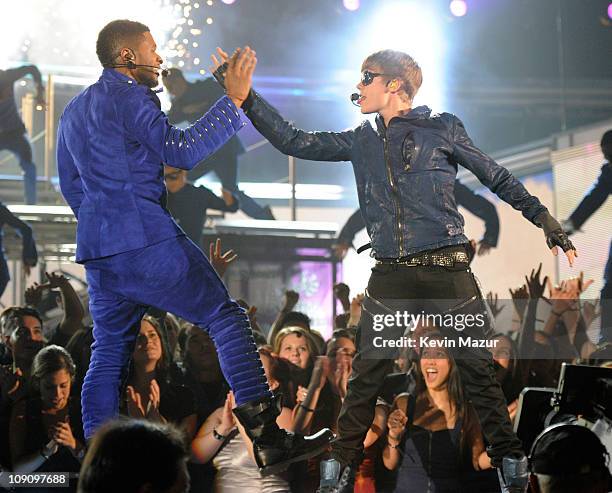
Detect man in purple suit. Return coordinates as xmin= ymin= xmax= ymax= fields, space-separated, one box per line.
xmin=56 ymin=19 xmax=331 ymax=475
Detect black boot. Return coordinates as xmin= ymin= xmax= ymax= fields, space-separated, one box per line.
xmin=233 ymin=394 xmax=334 ymax=477
xmin=497 ymin=455 xmax=529 ymax=493
xmin=317 ymin=458 xmax=355 ymax=493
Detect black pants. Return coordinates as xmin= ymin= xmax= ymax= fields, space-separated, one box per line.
xmin=331 ymin=245 xmax=523 ymax=469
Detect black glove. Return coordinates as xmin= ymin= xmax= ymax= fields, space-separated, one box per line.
xmin=534 ymin=211 xmax=576 ymax=253
xmin=212 ymin=61 xmax=255 ymax=111
xmin=212 ymin=61 xmax=229 ymax=89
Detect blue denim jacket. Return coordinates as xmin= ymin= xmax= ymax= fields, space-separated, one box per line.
xmin=244 ymin=93 xmax=548 ymax=258
xmin=57 ymin=69 xmax=246 ymax=262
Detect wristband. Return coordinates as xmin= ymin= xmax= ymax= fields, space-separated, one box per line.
xmin=299 ymin=404 xmax=315 ymax=413
xmin=212 ymin=428 xmax=226 ymax=441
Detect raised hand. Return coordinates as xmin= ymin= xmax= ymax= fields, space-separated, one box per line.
xmin=348 ymin=293 xmax=365 ymax=327
xmin=282 ymin=289 xmax=299 ymax=311
xmin=524 ymin=263 xmax=548 ymax=300
xmin=486 ymin=291 xmax=504 ymax=319
xmin=24 ymin=282 xmax=45 ymax=306
xmin=209 ymin=238 xmax=238 ymax=277
xmin=146 ymin=379 xmax=162 ymax=420
xmin=219 ymin=392 xmax=236 ymax=436
xmin=333 ymin=283 xmax=351 ymax=312
xmin=126 ymin=386 xmax=146 ymax=418
xmin=509 ymin=284 xmax=529 ymax=322
xmin=211 ymin=46 xmax=257 ymax=108
xmin=44 ymin=271 xmax=69 ymax=289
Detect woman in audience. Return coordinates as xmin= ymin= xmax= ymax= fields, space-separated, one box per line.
xmin=383 ymin=334 xmax=492 ymax=492
xmin=490 ymin=333 xmax=526 ymax=422
xmin=122 ymin=315 xmax=196 ymax=440
xmin=191 ymin=348 xmax=292 ymax=492
xmin=9 ymin=345 xmax=83 ymax=491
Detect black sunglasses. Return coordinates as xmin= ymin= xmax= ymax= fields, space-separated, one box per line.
xmin=361 ymin=70 xmax=392 ymax=86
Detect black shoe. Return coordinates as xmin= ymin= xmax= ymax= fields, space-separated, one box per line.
xmin=317 ymin=459 xmax=355 ymax=493
xmin=233 ymin=394 xmax=334 ymax=477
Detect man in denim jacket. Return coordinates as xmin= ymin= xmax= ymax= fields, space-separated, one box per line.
xmin=213 ymin=48 xmax=576 ymax=492
xmin=56 ymin=20 xmax=331 ymax=474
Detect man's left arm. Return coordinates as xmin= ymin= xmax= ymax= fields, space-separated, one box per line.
xmin=122 ymin=89 xmax=246 ymax=171
xmin=454 ymin=180 xmax=499 ymax=248
xmin=451 ymin=115 xmax=576 ymax=263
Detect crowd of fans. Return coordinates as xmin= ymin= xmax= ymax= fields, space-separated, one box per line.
xmin=0 ymin=242 xmax=610 ymax=493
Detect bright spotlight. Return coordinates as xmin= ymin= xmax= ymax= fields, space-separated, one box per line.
xmin=222 ymin=0 xmax=236 ymax=4
xmin=350 ymin=1 xmax=446 ymax=113
xmin=449 ymin=0 xmax=468 ymax=17
xmin=608 ymin=2 xmax=612 ymax=20
xmin=343 ymin=0 xmax=360 ymax=11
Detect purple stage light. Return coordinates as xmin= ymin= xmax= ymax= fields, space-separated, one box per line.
xmin=221 ymin=0 xmax=236 ymax=4
xmin=343 ymin=0 xmax=360 ymax=12
xmin=608 ymin=2 xmax=612 ymax=20
xmin=449 ymin=0 xmax=467 ymax=17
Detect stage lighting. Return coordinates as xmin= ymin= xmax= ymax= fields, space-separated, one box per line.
xmin=608 ymin=2 xmax=612 ymax=20
xmin=449 ymin=0 xmax=467 ymax=17
xmin=222 ymin=0 xmax=236 ymax=4
xmin=343 ymin=0 xmax=360 ymax=12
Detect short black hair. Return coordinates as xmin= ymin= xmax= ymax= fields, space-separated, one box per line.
xmin=78 ymin=419 xmax=187 ymax=493
xmin=1 ymin=306 xmax=43 ymax=338
xmin=96 ymin=19 xmax=150 ymax=67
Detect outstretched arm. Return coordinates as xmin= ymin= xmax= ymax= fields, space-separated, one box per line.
xmin=122 ymin=48 xmax=256 ymax=171
xmin=451 ymin=116 xmax=576 ymax=265
xmin=211 ymin=48 xmax=354 ymax=162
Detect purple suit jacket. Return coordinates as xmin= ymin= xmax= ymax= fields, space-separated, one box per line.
xmin=57 ymin=69 xmax=245 ymax=263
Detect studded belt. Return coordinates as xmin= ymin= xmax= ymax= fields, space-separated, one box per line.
xmin=376 ymin=249 xmax=470 ymax=267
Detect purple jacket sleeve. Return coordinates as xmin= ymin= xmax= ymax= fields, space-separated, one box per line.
xmin=121 ymin=90 xmax=246 ymax=170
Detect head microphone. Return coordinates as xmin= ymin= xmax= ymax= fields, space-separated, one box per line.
xmin=350 ymin=93 xmax=361 ymax=107
xmin=108 ymin=61 xmax=168 ymax=77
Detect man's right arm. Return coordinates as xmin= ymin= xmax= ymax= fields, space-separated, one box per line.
xmin=242 ymin=90 xmax=355 ymax=162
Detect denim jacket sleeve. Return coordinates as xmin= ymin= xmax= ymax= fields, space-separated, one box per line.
xmin=450 ymin=115 xmax=547 ymax=224
xmin=243 ymin=91 xmax=354 ymax=162
xmin=121 ymin=88 xmax=246 ymax=170
xmin=57 ymin=123 xmax=84 ymax=218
